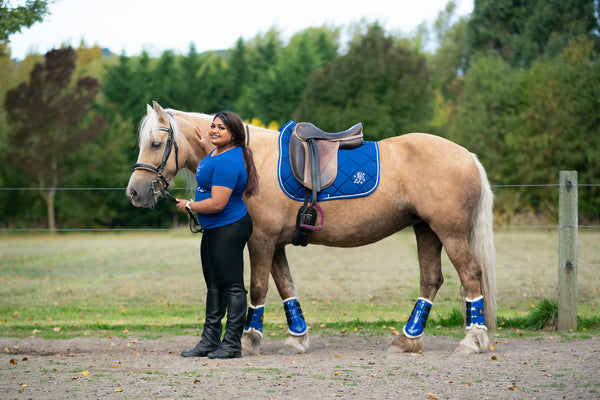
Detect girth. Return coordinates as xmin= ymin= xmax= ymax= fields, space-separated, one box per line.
xmin=289 ymin=122 xmax=363 ymax=245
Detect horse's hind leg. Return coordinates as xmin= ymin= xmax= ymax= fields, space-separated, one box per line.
xmin=270 ymin=246 xmax=309 ymax=354
xmin=443 ymin=235 xmax=490 ymax=354
xmin=389 ymin=222 xmax=443 ymax=353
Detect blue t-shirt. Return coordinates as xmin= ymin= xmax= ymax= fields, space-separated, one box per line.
xmin=194 ymin=146 xmax=248 ymax=229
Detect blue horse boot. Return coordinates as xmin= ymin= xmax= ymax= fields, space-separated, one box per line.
xmin=244 ymin=304 xmax=265 ymax=337
xmin=465 ymin=296 xmax=486 ymax=330
xmin=283 ymin=297 xmax=308 ymax=336
xmin=403 ymin=297 xmax=433 ymax=339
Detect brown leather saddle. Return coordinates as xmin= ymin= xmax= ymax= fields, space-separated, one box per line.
xmin=289 ymin=122 xmax=363 ymax=192
xmin=289 ymin=122 xmax=363 ymax=245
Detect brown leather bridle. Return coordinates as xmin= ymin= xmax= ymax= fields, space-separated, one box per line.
xmin=131 ymin=116 xmax=178 ymax=194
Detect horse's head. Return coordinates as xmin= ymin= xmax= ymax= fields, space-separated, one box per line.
xmin=126 ymin=101 xmax=200 ymax=207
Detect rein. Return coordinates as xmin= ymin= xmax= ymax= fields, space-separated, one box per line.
xmin=160 ymin=188 xmax=203 ymax=233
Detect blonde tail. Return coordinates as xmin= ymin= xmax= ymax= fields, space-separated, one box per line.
xmin=469 ymin=154 xmax=497 ymax=330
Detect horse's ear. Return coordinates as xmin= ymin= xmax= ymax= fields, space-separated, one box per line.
xmin=152 ymin=100 xmax=168 ymax=123
xmin=146 ymin=104 xmax=153 ymax=114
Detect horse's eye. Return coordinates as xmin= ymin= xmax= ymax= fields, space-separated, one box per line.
xmin=151 ymin=141 xmax=162 ymax=149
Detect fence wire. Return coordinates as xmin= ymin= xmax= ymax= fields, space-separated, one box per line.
xmin=1 ymin=184 xmax=599 ymax=233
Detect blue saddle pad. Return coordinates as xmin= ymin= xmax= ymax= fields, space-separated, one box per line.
xmin=277 ymin=120 xmax=380 ymax=202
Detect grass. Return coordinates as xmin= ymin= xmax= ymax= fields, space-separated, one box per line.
xmin=1 ymin=230 xmax=599 ymax=338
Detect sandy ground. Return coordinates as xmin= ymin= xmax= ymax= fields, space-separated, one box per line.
xmin=1 ymin=332 xmax=599 ymax=400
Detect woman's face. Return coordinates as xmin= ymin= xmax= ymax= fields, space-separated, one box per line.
xmin=209 ymin=116 xmax=233 ymax=148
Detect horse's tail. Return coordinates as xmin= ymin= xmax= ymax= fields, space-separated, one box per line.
xmin=469 ymin=153 xmax=497 ymax=330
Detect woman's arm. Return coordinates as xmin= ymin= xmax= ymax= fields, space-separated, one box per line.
xmin=176 ymin=185 xmax=233 ymax=214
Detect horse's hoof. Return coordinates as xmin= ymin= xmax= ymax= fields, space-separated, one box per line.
xmin=388 ymin=334 xmax=423 ymax=353
xmin=241 ymin=330 xmax=262 ymax=355
xmin=278 ymin=334 xmax=309 ymax=354
xmin=454 ymin=326 xmax=490 ymax=354
xmin=453 ymin=344 xmax=478 ymax=355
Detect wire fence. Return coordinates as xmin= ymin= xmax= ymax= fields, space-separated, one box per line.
xmin=1 ymin=183 xmax=599 ymax=231
xmin=1 ymin=183 xmax=599 ymax=274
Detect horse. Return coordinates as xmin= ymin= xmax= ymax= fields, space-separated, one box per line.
xmin=126 ymin=101 xmax=496 ymax=355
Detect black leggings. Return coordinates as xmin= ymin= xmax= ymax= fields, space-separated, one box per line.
xmin=200 ymin=213 xmax=252 ymax=291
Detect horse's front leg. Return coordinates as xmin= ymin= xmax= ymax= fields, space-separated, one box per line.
xmin=270 ymin=246 xmax=309 ymax=354
xmin=389 ymin=222 xmax=443 ymax=353
xmin=241 ymin=236 xmax=274 ymax=355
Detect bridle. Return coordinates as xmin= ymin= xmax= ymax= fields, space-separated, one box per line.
xmin=131 ymin=114 xmax=203 ymax=233
xmin=132 ymin=115 xmax=179 ymax=194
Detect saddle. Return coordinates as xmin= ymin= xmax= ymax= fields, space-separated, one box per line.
xmin=289 ymin=122 xmax=363 ymax=192
xmin=289 ymin=122 xmax=363 ymax=246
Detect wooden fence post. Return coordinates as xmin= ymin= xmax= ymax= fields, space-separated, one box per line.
xmin=558 ymin=171 xmax=578 ymax=331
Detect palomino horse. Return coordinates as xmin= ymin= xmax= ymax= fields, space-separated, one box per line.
xmin=126 ymin=102 xmax=496 ymax=355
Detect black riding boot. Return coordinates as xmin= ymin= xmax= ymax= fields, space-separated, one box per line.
xmin=208 ymin=286 xmax=247 ymax=359
xmin=181 ymin=288 xmax=225 ymax=357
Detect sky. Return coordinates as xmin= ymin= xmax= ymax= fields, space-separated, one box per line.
xmin=8 ymin=0 xmax=473 ymax=60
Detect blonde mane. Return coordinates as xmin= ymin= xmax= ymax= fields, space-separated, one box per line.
xmin=137 ymin=107 xmax=181 ymax=147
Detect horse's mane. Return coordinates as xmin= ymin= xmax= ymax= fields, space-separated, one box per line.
xmin=137 ymin=107 xmax=216 ymax=147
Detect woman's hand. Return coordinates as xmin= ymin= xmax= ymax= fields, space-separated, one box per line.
xmin=175 ymin=198 xmax=191 ymax=213
xmin=193 ymin=125 xmax=215 ymax=154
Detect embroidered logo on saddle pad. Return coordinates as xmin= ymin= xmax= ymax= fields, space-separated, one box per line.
xmin=278 ymin=120 xmax=380 ymax=202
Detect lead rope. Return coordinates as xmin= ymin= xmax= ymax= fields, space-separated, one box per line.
xmin=160 ymin=189 xmax=203 ymax=233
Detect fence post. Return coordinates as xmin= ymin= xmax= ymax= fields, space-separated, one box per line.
xmin=557 ymin=171 xmax=578 ymax=331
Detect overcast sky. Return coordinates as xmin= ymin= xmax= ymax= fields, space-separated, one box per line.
xmin=8 ymin=0 xmax=473 ymax=60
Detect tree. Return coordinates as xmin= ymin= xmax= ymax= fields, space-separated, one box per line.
xmin=224 ymin=37 xmax=248 ymax=108
xmin=234 ymin=28 xmax=283 ymax=122
xmin=467 ymin=0 xmax=600 ymax=67
xmin=430 ymin=1 xmax=471 ymax=99
xmin=515 ymin=38 xmax=600 ymax=218
xmin=4 ymin=47 xmax=106 ymax=232
xmin=448 ymin=54 xmax=523 ymax=184
xmin=0 ymin=0 xmax=50 ymax=55
xmin=296 ymin=24 xmax=433 ymax=140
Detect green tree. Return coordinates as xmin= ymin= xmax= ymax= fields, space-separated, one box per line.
xmin=224 ymin=37 xmax=248 ymax=108
xmin=273 ymin=27 xmax=339 ymax=122
xmin=448 ymin=54 xmax=523 ymax=184
xmin=175 ymin=43 xmax=204 ymax=111
xmin=235 ymin=28 xmax=283 ymax=122
xmin=0 ymin=0 xmax=50 ymax=54
xmin=296 ymin=24 xmax=433 ymax=140
xmin=430 ymin=2 xmax=471 ymax=99
xmin=467 ymin=0 xmax=600 ymax=67
xmin=515 ymin=38 xmax=600 ymax=218
xmin=4 ymin=47 xmax=106 ymax=232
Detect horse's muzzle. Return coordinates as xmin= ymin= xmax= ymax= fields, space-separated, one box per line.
xmin=126 ymin=181 xmax=157 ymax=208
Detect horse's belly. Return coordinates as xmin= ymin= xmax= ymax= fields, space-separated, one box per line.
xmin=307 ymin=200 xmax=415 ymax=247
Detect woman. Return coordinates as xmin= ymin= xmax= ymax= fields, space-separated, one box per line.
xmin=175 ymin=111 xmax=258 ymax=359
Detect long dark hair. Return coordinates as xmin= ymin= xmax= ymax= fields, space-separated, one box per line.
xmin=213 ymin=111 xmax=258 ymax=198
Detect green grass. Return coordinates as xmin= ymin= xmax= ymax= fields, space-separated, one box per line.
xmin=1 ymin=231 xmax=599 ymax=338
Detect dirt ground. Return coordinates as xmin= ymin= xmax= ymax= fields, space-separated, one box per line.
xmin=1 ymin=332 xmax=599 ymax=400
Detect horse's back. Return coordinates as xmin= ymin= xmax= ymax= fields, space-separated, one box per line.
xmin=378 ymin=133 xmax=482 ymax=224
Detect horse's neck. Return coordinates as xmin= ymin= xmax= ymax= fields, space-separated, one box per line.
xmin=177 ymin=112 xmax=279 ymax=170
xmin=177 ymin=112 xmax=214 ymax=170
xmin=247 ymin=125 xmax=279 ymax=154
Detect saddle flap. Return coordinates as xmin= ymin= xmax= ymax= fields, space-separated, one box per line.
xmin=289 ymin=134 xmax=340 ymax=190
xmin=302 ymin=140 xmax=340 ymax=190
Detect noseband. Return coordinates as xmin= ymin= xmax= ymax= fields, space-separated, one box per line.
xmin=132 ymin=117 xmax=179 ymax=193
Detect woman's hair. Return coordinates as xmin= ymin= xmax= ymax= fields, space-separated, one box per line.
xmin=213 ymin=111 xmax=258 ymax=198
